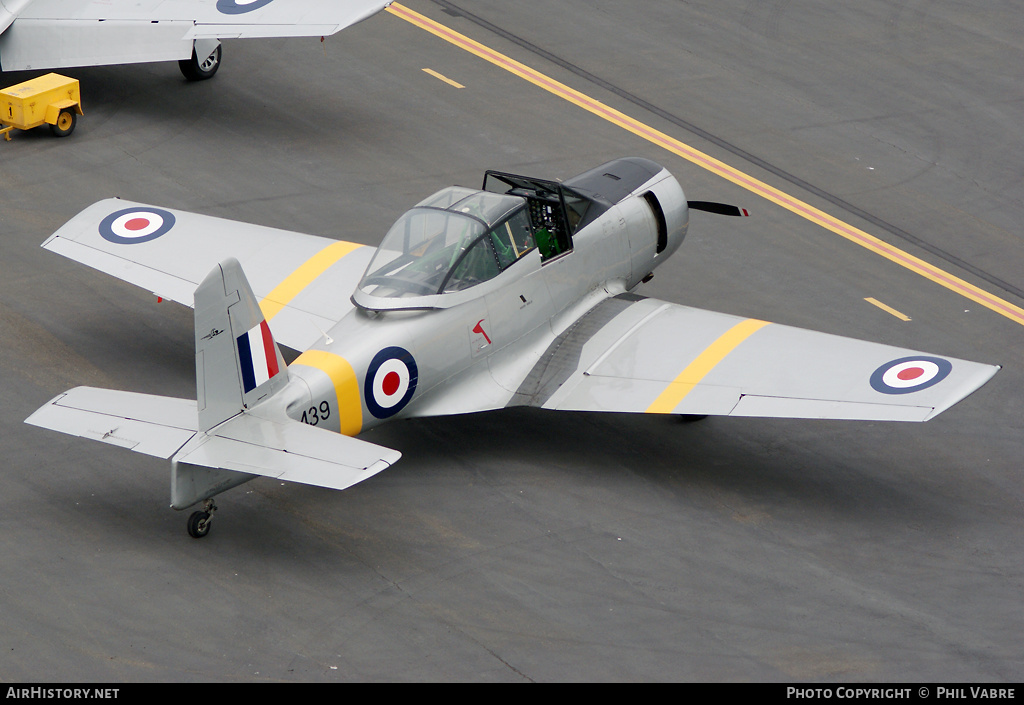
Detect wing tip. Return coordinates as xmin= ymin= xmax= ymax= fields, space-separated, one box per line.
xmin=924 ymin=362 xmax=1001 ymax=421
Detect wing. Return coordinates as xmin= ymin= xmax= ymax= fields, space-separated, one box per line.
xmin=0 ymin=0 xmax=389 ymax=71
xmin=42 ymin=198 xmax=374 ymax=351
xmin=509 ymin=294 xmax=999 ymax=422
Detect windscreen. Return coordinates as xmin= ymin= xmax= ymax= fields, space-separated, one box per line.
xmin=357 ymin=187 xmax=525 ymax=299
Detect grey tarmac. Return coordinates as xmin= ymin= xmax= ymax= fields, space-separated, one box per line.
xmin=1 ymin=0 xmax=1021 ymax=682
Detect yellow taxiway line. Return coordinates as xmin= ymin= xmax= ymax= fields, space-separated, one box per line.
xmin=864 ymin=297 xmax=912 ymax=322
xmin=386 ymin=2 xmax=1024 ymax=328
xmin=422 ymin=68 xmax=465 ymax=88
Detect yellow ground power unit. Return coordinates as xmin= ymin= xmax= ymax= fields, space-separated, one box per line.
xmin=1 ymin=73 xmax=83 ymax=141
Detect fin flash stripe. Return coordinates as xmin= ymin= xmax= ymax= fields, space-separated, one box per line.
xmin=237 ymin=320 xmax=280 ymax=393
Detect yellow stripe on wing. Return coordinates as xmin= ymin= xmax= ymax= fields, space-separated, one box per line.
xmin=290 ymin=349 xmax=363 ymax=436
xmin=259 ymin=240 xmax=364 ymax=321
xmin=646 ymin=318 xmax=770 ymax=414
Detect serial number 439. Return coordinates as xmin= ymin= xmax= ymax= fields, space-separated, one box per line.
xmin=301 ymin=401 xmax=331 ymax=426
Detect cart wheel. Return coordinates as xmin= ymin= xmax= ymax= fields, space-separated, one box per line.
xmin=50 ymin=109 xmax=76 ymax=137
xmin=179 ymin=45 xmax=222 ymax=82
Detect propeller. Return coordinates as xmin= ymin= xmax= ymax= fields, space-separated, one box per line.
xmin=687 ymin=201 xmax=750 ymax=217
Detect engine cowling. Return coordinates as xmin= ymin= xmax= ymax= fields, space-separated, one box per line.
xmin=562 ymin=157 xmax=689 ymax=291
xmin=616 ymin=167 xmax=689 ymax=289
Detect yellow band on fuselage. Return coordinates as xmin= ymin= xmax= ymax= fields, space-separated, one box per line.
xmin=646 ymin=318 xmax=770 ymax=414
xmin=291 ymin=349 xmax=363 ymax=436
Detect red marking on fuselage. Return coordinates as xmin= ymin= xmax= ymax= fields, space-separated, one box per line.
xmin=125 ymin=218 xmax=150 ymax=231
xmin=897 ymin=367 xmax=924 ymax=381
xmin=472 ymin=319 xmax=492 ymax=345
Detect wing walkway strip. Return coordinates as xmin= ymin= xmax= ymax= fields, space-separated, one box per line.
xmin=646 ymin=318 xmax=770 ymax=414
xmin=386 ymin=2 xmax=1024 ymax=328
xmin=258 ymin=240 xmax=364 ymax=321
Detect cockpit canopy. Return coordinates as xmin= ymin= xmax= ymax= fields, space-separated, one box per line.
xmin=356 ymin=187 xmax=536 ymax=300
xmin=355 ymin=171 xmax=597 ymax=309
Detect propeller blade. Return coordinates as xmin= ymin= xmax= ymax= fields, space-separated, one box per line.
xmin=688 ymin=201 xmax=750 ymax=217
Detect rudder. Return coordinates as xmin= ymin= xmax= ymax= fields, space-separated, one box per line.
xmin=193 ymin=257 xmax=288 ymax=431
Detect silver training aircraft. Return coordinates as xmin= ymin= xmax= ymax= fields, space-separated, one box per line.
xmin=26 ymin=158 xmax=1000 ymax=537
xmin=0 ymin=0 xmax=390 ymax=81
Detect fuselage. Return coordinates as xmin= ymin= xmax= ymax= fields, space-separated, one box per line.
xmin=263 ymin=158 xmax=689 ymax=436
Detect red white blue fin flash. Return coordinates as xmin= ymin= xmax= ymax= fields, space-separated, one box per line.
xmin=237 ymin=321 xmax=280 ymax=393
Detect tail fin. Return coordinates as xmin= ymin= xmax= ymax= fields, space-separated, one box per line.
xmin=193 ymin=257 xmax=288 ymax=431
xmin=27 ymin=257 xmax=400 ymax=519
xmin=176 ymin=259 xmax=398 ymax=511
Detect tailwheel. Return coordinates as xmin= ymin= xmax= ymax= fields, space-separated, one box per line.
xmin=187 ymin=499 xmax=217 ymax=538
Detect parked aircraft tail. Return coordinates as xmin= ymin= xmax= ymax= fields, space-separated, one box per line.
xmin=26 ymin=259 xmax=401 ymax=536
xmin=193 ymin=257 xmax=289 ymax=432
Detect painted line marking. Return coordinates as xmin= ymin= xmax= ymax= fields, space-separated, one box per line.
xmin=646 ymin=318 xmax=770 ymax=414
xmin=865 ymin=297 xmax=911 ymax=321
xmin=422 ymin=68 xmax=465 ymax=88
xmin=385 ymin=3 xmax=1024 ymax=328
xmin=259 ymin=240 xmax=364 ymax=321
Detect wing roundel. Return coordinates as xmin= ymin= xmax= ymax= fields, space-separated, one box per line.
xmin=42 ymin=198 xmax=373 ymax=352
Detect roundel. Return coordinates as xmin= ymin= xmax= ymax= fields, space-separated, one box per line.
xmin=870 ymin=356 xmax=952 ymax=395
xmin=364 ymin=346 xmax=418 ymax=419
xmin=216 ymin=0 xmax=275 ymax=14
xmin=98 ymin=207 xmax=176 ymax=244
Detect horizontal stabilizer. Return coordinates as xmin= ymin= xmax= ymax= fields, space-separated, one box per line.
xmin=176 ymin=410 xmax=400 ymax=492
xmin=26 ymin=386 xmax=401 ymax=501
xmin=25 ymin=387 xmax=197 ymax=459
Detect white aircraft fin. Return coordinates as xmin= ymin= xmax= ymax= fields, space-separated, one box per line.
xmin=176 ymin=257 xmax=400 ymax=508
xmin=194 ymin=257 xmax=288 ymax=432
